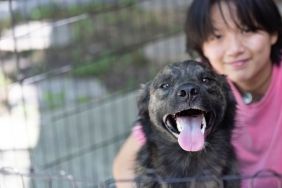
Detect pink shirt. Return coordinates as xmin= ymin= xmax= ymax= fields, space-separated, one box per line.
xmin=229 ymin=65 xmax=282 ymax=188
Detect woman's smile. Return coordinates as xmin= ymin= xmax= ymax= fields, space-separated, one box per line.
xmin=226 ymin=58 xmax=250 ymax=70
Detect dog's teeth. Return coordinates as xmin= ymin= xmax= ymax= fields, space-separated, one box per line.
xmin=201 ymin=117 xmax=206 ymax=134
xmin=177 ymin=124 xmax=183 ymax=132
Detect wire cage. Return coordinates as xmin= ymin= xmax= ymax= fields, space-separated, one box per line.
xmin=0 ymin=0 xmax=190 ymax=187
xmin=1 ymin=167 xmax=282 ymax=188
xmin=112 ymin=170 xmax=282 ymax=188
xmin=0 ymin=0 xmax=281 ymax=188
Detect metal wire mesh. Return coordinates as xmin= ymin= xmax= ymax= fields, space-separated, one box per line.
xmin=0 ymin=0 xmax=281 ymax=188
xmin=0 ymin=167 xmax=282 ymax=188
xmin=113 ymin=170 xmax=282 ymax=188
xmin=0 ymin=0 xmax=190 ymax=187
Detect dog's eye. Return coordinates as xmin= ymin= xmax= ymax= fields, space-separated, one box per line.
xmin=159 ymin=83 xmax=170 ymax=89
xmin=202 ymin=77 xmax=212 ymax=83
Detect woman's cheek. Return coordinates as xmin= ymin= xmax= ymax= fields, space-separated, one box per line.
xmin=203 ymin=44 xmax=225 ymax=74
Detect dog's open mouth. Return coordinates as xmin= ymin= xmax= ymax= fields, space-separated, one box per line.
xmin=163 ymin=109 xmax=209 ymax=152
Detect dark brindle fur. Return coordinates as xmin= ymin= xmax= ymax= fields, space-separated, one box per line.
xmin=135 ymin=60 xmax=239 ymax=188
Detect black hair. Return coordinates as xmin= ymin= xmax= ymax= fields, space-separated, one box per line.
xmin=185 ymin=0 xmax=282 ymax=65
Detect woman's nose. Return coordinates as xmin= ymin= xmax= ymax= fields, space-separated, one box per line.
xmin=226 ymin=33 xmax=245 ymax=56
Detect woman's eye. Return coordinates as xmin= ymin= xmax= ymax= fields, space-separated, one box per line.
xmin=241 ymin=27 xmax=253 ymax=34
xmin=160 ymin=83 xmax=170 ymax=89
xmin=214 ymin=34 xmax=222 ymax=39
xmin=208 ymin=33 xmax=222 ymax=41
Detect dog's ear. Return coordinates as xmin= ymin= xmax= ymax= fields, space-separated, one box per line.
xmin=137 ymin=82 xmax=153 ymax=139
xmin=219 ymin=75 xmax=237 ymax=129
xmin=220 ymin=75 xmax=236 ymax=106
xmin=137 ymin=82 xmax=150 ymax=120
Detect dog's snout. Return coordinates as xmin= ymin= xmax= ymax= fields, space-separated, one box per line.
xmin=176 ymin=83 xmax=200 ymax=100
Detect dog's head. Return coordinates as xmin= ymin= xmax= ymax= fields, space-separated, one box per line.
xmin=138 ymin=60 xmax=235 ymax=152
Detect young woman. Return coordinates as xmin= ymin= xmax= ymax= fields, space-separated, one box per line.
xmin=113 ymin=0 xmax=282 ymax=187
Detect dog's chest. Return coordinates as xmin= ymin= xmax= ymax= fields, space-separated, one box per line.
xmin=136 ymin=145 xmax=225 ymax=188
xmin=139 ymin=142 xmax=221 ymax=176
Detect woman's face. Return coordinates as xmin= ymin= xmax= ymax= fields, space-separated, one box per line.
xmin=202 ymin=2 xmax=277 ymax=90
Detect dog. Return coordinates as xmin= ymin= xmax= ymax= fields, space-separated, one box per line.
xmin=135 ymin=60 xmax=239 ymax=188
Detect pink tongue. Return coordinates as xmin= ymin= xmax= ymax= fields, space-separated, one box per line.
xmin=177 ymin=115 xmax=204 ymax=152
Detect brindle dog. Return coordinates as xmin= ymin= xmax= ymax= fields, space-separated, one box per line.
xmin=135 ymin=60 xmax=239 ymax=188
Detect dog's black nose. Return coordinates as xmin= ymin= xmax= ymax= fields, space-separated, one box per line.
xmin=176 ymin=83 xmax=200 ymax=100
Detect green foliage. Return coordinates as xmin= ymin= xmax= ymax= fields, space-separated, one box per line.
xmin=0 ymin=18 xmax=11 ymax=32
xmin=72 ymin=50 xmax=147 ymax=77
xmin=1 ymin=0 xmax=184 ymax=93
xmin=72 ymin=54 xmax=115 ymax=77
xmin=76 ymin=96 xmax=92 ymax=105
xmin=43 ymin=91 xmax=65 ymax=110
xmin=70 ymin=50 xmax=153 ymax=91
xmin=71 ymin=18 xmax=95 ymax=42
xmin=22 ymin=0 xmax=137 ymax=21
xmin=0 ymin=71 xmax=10 ymax=87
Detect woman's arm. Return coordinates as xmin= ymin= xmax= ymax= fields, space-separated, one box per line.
xmin=113 ymin=125 xmax=146 ymax=187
